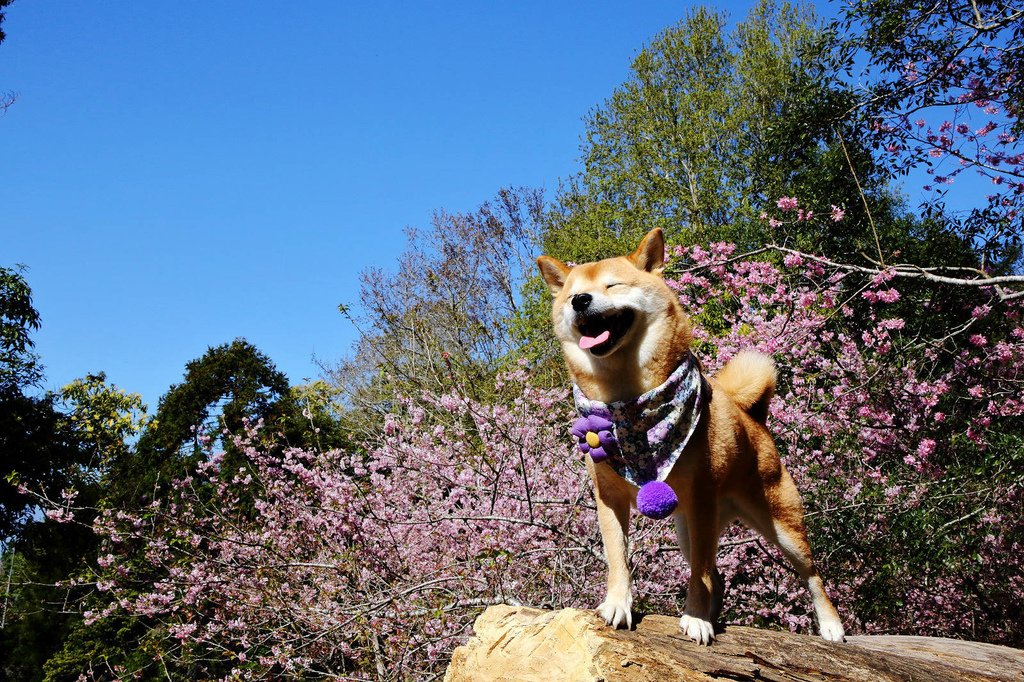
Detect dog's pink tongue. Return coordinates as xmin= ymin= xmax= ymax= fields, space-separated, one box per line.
xmin=579 ymin=330 xmax=610 ymax=350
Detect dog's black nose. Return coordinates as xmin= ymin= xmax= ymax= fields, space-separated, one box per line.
xmin=571 ymin=293 xmax=592 ymax=312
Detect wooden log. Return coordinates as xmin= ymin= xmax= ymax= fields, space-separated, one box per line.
xmin=444 ymin=606 xmax=1024 ymax=681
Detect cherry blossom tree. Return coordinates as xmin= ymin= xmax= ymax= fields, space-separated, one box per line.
xmin=837 ymin=0 xmax=1024 ymax=270
xmin=36 ymin=234 xmax=1021 ymax=679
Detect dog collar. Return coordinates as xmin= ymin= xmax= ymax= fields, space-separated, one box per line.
xmin=571 ymin=354 xmax=709 ymax=519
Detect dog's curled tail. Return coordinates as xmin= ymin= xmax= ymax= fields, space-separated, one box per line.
xmin=714 ymin=351 xmax=776 ymax=424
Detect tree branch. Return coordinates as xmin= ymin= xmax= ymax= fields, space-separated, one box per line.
xmin=671 ymin=243 xmax=1024 ymax=300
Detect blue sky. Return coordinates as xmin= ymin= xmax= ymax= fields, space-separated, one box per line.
xmin=4 ymin=1 xmax=777 ymax=410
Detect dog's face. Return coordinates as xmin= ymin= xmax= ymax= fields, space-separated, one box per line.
xmin=537 ymin=229 xmax=673 ymax=361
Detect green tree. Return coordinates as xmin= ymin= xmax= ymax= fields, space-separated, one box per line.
xmin=107 ymin=338 xmax=289 ymax=506
xmin=521 ymin=1 xmax=982 ymax=382
xmin=0 ymin=266 xmax=87 ymax=545
xmin=0 ymin=516 xmax=98 ymax=682
xmin=39 ymin=343 xmax=344 ymax=681
xmin=0 ymin=265 xmax=41 ymax=396
xmin=274 ymin=379 xmax=351 ymax=451
xmin=1 ymin=371 xmax=146 ymax=681
xmin=543 ymin=1 xmax=894 ymax=264
xmin=0 ymin=266 xmax=90 ymax=679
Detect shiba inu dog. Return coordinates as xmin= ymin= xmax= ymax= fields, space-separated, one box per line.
xmin=537 ymin=228 xmax=845 ymax=645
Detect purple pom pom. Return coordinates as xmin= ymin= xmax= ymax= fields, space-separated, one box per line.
xmin=636 ymin=481 xmax=677 ymax=519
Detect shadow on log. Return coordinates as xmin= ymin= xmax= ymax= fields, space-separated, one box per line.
xmin=444 ymin=606 xmax=1024 ymax=681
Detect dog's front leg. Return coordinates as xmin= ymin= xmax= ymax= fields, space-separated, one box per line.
xmin=679 ymin=504 xmax=719 ymax=645
xmin=589 ymin=460 xmax=634 ymax=629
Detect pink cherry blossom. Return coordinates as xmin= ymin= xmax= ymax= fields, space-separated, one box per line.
xmin=46 ymin=241 xmax=1024 ymax=678
xmin=776 ymin=196 xmax=799 ymax=211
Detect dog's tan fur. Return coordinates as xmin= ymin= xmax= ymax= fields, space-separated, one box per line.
xmin=538 ymin=228 xmax=844 ymax=645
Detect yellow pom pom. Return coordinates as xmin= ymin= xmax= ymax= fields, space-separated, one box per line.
xmin=586 ymin=431 xmax=601 ymax=448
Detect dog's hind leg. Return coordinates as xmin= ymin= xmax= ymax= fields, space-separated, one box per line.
xmin=738 ymin=471 xmax=845 ymax=642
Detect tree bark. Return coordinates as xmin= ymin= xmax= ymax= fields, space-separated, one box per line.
xmin=445 ymin=606 xmax=1024 ymax=682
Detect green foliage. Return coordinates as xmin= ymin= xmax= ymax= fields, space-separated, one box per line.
xmin=0 ymin=267 xmax=93 ymax=545
xmin=60 ymin=374 xmax=148 ymax=473
xmin=0 ymin=269 xmax=105 ymax=678
xmin=547 ymin=3 xmax=792 ymax=251
xmin=142 ymin=338 xmax=287 ymax=455
xmin=0 ymin=524 xmax=98 ymax=682
xmin=42 ymin=615 xmax=161 ymax=682
xmin=109 ymin=339 xmax=288 ymax=507
xmin=541 ymin=0 xmax=901 ymax=268
xmin=506 ymin=274 xmax=564 ymax=388
xmin=1 ymin=375 xmax=146 ymax=682
xmin=1 ymin=265 xmax=42 ymax=395
xmin=274 ymin=380 xmax=352 ymax=451
xmin=43 ymin=343 xmax=320 ymax=680
xmin=526 ymin=0 xmax=985 ymax=383
xmin=521 ymin=1 xmax=902 ymax=384
xmin=0 ymin=392 xmax=79 ymax=543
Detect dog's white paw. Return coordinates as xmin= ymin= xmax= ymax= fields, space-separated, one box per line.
xmin=819 ymin=619 xmax=845 ymax=642
xmin=596 ymin=595 xmax=633 ymax=629
xmin=679 ymin=614 xmax=715 ymax=645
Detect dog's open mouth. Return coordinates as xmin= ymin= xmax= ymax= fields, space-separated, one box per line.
xmin=576 ymin=309 xmax=635 ymax=356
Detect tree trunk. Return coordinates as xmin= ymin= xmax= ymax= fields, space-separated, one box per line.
xmin=445 ymin=606 xmax=1023 ymax=681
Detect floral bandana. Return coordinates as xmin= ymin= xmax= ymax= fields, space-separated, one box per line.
xmin=571 ymin=354 xmax=708 ymax=517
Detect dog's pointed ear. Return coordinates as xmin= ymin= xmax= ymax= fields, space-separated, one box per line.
xmin=536 ymin=256 xmax=571 ymax=295
xmin=628 ymin=228 xmax=666 ymax=274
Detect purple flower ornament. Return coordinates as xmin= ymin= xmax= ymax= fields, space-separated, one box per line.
xmin=570 ymin=414 xmax=618 ymax=462
xmin=570 ymin=413 xmax=679 ymax=520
